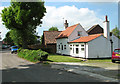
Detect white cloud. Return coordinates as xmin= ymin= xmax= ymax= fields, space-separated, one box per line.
xmin=0 ymin=5 xmax=104 ymax=40
xmin=38 ymin=5 xmax=103 ymax=36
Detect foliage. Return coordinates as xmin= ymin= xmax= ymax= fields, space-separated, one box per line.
xmin=112 ymin=27 xmax=120 ymax=39
xmin=48 ymin=55 xmax=82 ymax=62
xmin=49 ymin=27 xmax=58 ymax=31
xmin=17 ymin=49 xmax=48 ymax=62
xmin=40 ymin=35 xmax=43 ymax=44
xmin=3 ymin=31 xmax=14 ymax=45
xmin=1 ymin=1 xmax=46 ymax=48
xmin=9 ymin=29 xmax=22 ymax=47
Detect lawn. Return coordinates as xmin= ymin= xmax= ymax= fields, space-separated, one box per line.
xmin=47 ymin=54 xmax=82 ymax=62
xmin=86 ymin=59 xmax=111 ymax=62
xmin=47 ymin=54 xmax=112 ymax=63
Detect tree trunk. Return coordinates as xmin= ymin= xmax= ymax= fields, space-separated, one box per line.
xmin=20 ymin=30 xmax=28 ymax=49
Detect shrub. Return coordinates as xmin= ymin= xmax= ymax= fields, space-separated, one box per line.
xmin=17 ymin=49 xmax=48 ymax=62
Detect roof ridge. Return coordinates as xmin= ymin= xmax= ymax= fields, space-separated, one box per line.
xmin=44 ymin=31 xmax=62 ymax=32
xmin=87 ymin=24 xmax=99 ymax=32
xmin=66 ymin=23 xmax=79 ymax=29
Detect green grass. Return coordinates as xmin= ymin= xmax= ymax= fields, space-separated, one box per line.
xmin=86 ymin=59 xmax=111 ymax=62
xmin=48 ymin=54 xmax=112 ymax=63
xmin=48 ymin=55 xmax=82 ymax=62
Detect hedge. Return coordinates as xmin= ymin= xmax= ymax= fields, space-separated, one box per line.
xmin=17 ymin=48 xmax=48 ymax=62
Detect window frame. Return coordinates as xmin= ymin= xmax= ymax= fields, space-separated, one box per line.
xmin=78 ymin=31 xmax=82 ymax=36
xmin=76 ymin=48 xmax=79 ymax=54
xmin=64 ymin=45 xmax=66 ymax=49
xmin=81 ymin=48 xmax=84 ymax=51
xmin=58 ymin=45 xmax=60 ymax=49
xmin=61 ymin=45 xmax=63 ymax=50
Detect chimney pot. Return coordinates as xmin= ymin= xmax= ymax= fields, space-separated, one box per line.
xmin=64 ymin=20 xmax=68 ymax=29
xmin=105 ymin=15 xmax=108 ymax=22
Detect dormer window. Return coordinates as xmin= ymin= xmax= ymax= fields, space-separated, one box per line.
xmin=78 ymin=31 xmax=81 ymax=36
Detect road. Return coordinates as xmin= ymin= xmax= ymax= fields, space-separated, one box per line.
xmin=1 ymin=49 xmax=107 ymax=82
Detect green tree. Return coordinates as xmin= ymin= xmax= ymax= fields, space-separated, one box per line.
xmin=9 ymin=29 xmax=22 ymax=47
xmin=1 ymin=1 xmax=46 ymax=48
xmin=3 ymin=31 xmax=14 ymax=45
xmin=40 ymin=35 xmax=43 ymax=44
xmin=112 ymin=26 xmax=120 ymax=39
xmin=9 ymin=29 xmax=40 ymax=47
xmin=49 ymin=27 xmax=58 ymax=31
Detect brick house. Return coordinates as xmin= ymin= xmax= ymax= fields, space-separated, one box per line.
xmin=42 ymin=31 xmax=62 ymax=53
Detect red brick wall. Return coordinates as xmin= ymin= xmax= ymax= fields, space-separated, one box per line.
xmin=46 ymin=44 xmax=56 ymax=54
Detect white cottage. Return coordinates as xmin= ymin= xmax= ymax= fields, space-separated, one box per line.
xmin=56 ymin=16 xmax=120 ymax=58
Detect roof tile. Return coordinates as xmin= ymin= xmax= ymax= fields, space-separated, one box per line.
xmin=44 ymin=31 xmax=62 ymax=44
xmin=56 ymin=24 xmax=79 ymax=39
xmin=69 ymin=34 xmax=102 ymax=43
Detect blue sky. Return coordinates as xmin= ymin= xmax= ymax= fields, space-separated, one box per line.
xmin=45 ymin=2 xmax=118 ymax=29
xmin=0 ymin=2 xmax=119 ymax=40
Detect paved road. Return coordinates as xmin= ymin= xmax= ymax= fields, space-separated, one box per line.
xmin=1 ymin=49 xmax=106 ymax=82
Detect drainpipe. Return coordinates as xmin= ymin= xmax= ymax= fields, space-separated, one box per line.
xmin=110 ymin=39 xmax=113 ymax=56
xmin=110 ymin=33 xmax=113 ymax=57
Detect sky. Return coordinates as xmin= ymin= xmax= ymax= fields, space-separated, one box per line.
xmin=0 ymin=1 xmax=119 ymax=40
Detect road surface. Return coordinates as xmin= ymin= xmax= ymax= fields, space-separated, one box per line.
xmin=1 ymin=49 xmax=105 ymax=82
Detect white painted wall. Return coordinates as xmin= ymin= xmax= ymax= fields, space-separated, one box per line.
xmin=111 ymin=35 xmax=120 ymax=50
xmin=68 ymin=24 xmax=88 ymax=42
xmin=68 ymin=43 xmax=88 ymax=58
xmin=88 ymin=35 xmax=111 ymax=58
xmin=56 ymin=38 xmax=70 ymax=55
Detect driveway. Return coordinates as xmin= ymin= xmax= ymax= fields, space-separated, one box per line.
xmin=1 ymin=49 xmax=105 ymax=82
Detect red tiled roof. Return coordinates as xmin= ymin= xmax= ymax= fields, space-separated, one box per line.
xmin=56 ymin=24 xmax=79 ymax=39
xmin=43 ymin=31 xmax=62 ymax=44
xmin=69 ymin=34 xmax=102 ymax=43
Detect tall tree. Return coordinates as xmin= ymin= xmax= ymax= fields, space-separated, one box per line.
xmin=3 ymin=31 xmax=14 ymax=45
xmin=49 ymin=27 xmax=58 ymax=31
xmin=112 ymin=26 xmax=120 ymax=39
xmin=1 ymin=1 xmax=46 ymax=48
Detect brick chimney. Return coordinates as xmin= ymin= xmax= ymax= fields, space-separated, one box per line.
xmin=64 ymin=20 xmax=68 ymax=29
xmin=103 ymin=15 xmax=110 ymax=40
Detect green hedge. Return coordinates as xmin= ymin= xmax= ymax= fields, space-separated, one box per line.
xmin=17 ymin=48 xmax=48 ymax=62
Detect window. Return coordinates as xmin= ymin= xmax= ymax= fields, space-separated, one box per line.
xmin=70 ymin=48 xmax=72 ymax=50
xmin=81 ymin=48 xmax=84 ymax=51
xmin=81 ymin=45 xmax=84 ymax=47
xmin=78 ymin=31 xmax=81 ymax=36
xmin=62 ymin=45 xmax=63 ymax=50
xmin=70 ymin=45 xmax=72 ymax=46
xmin=76 ymin=48 xmax=79 ymax=54
xmin=59 ymin=45 xmax=60 ymax=49
xmin=76 ymin=45 xmax=79 ymax=47
xmin=64 ymin=45 xmax=66 ymax=49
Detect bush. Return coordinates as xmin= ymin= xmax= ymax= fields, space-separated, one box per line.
xmin=17 ymin=49 xmax=48 ymax=62
xmin=41 ymin=48 xmax=51 ymax=53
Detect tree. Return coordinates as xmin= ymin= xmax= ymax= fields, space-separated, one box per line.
xmin=49 ymin=27 xmax=58 ymax=31
xmin=3 ymin=31 xmax=14 ymax=45
xmin=40 ymin=35 xmax=43 ymax=44
xmin=112 ymin=26 xmax=120 ymax=39
xmin=1 ymin=1 xmax=46 ymax=48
